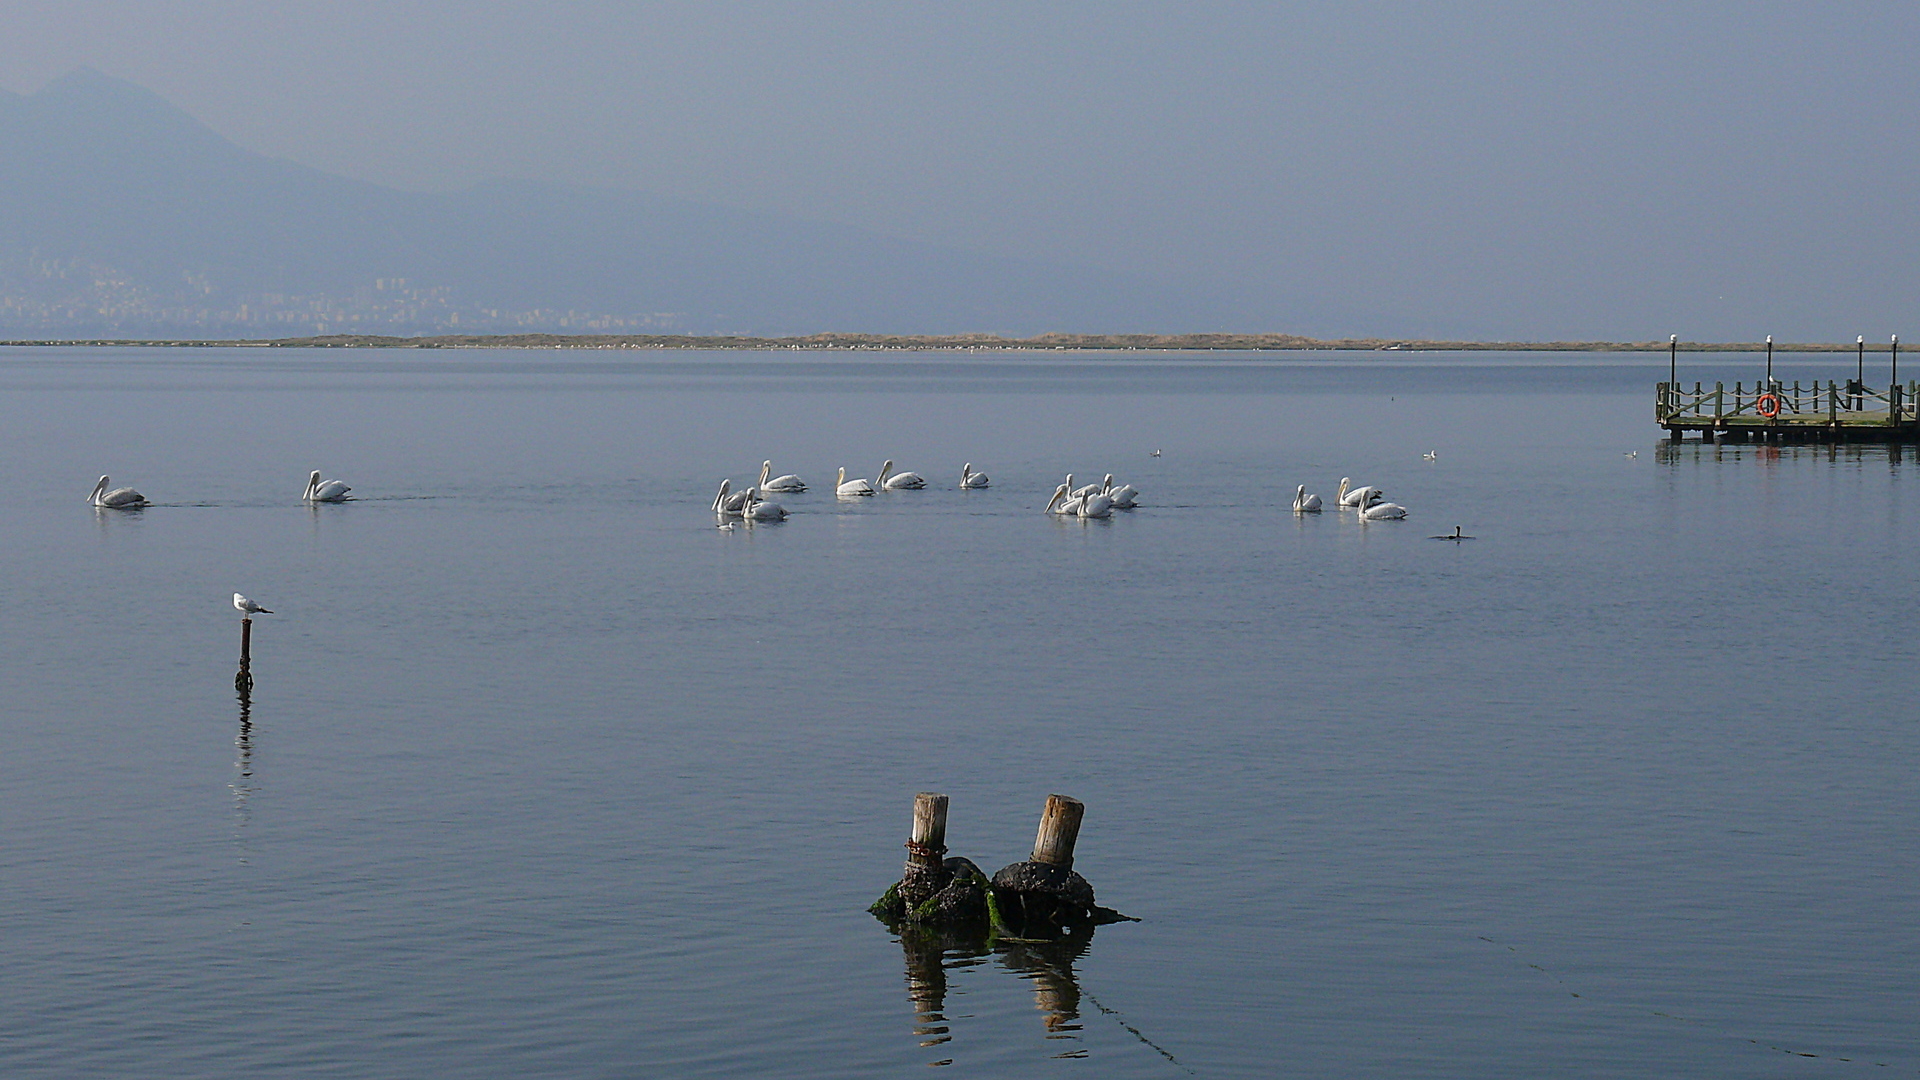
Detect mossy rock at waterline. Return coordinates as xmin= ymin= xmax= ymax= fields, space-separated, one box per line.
xmin=871 ymin=856 xmax=1132 ymax=933
xmin=989 ymin=861 xmax=1133 ymax=933
xmin=870 ymin=857 xmax=993 ymax=926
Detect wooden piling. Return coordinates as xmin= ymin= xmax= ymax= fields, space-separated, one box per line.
xmin=899 ymin=793 xmax=952 ymax=910
xmin=235 ymin=617 xmax=254 ymax=693
xmin=1030 ymin=794 xmax=1085 ymax=869
xmin=910 ymin=793 xmax=948 ymax=864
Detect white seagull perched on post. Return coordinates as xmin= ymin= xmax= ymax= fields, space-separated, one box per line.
xmin=234 ymin=593 xmax=273 ymax=617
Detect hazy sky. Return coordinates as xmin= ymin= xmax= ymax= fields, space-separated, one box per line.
xmin=6 ymin=1 xmax=1917 ymax=339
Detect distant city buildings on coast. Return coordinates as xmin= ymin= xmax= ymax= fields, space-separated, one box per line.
xmin=0 ymin=255 xmax=685 ymax=337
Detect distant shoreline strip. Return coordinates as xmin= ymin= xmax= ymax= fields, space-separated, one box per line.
xmin=0 ymin=333 xmax=1890 ymax=353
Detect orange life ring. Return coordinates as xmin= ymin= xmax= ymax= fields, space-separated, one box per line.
xmin=1756 ymin=393 xmax=1781 ymax=418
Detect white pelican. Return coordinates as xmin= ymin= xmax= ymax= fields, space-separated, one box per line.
xmin=758 ymin=460 xmax=807 ymax=492
xmin=960 ymin=463 xmax=990 ymax=488
xmin=835 ymin=467 xmax=875 ymax=496
xmin=1360 ymin=500 xmax=1407 ymax=520
xmin=89 ymin=476 xmax=149 ymax=509
xmin=233 ymin=593 xmax=273 ymax=616
xmin=1101 ymin=474 xmax=1139 ymax=508
xmin=878 ymin=459 xmax=925 ymax=490
xmin=741 ymin=487 xmax=788 ymax=520
xmin=1044 ymin=484 xmax=1111 ymax=518
xmin=1336 ymin=478 xmax=1383 ymax=508
xmin=303 ymin=471 xmax=352 ymax=502
xmin=1292 ymin=485 xmax=1322 ymax=513
xmin=712 ymin=479 xmax=750 ymax=515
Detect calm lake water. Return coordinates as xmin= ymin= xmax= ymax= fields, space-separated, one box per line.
xmin=1 ymin=347 xmax=1914 ymax=1078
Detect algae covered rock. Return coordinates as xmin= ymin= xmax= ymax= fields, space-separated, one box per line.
xmin=870 ymin=857 xmax=992 ymax=926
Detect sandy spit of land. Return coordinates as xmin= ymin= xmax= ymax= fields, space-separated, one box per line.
xmin=0 ymin=332 xmax=1881 ymax=352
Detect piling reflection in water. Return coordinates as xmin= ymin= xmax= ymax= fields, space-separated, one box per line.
xmin=232 ymin=658 xmax=257 ymax=830
xmin=891 ymin=922 xmax=1100 ymax=1065
xmin=1656 ymin=440 xmax=1908 ymax=469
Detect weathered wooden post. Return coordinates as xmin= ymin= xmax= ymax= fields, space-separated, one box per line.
xmin=235 ymin=618 xmax=253 ymax=693
xmin=871 ymin=793 xmax=991 ymax=926
xmin=990 ymin=795 xmax=1129 ymax=933
xmin=1030 ymin=794 xmax=1084 ymax=868
xmin=901 ymin=793 xmax=951 ymax=910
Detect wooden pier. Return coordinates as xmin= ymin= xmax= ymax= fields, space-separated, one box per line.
xmin=1658 ymin=379 xmax=1920 ymax=443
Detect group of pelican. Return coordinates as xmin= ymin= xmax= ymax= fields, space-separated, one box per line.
xmin=1043 ymin=473 xmax=1140 ymax=519
xmin=713 ymin=459 xmax=991 ymax=523
xmin=1292 ymin=477 xmax=1408 ymax=520
xmin=89 ymin=471 xmax=352 ymax=509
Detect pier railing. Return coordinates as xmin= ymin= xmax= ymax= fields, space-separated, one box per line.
xmin=1658 ymin=379 xmax=1919 ymax=427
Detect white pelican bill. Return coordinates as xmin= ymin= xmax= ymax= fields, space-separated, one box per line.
xmin=758 ymin=461 xmax=807 ymax=492
xmin=836 ymin=467 xmax=875 ymax=497
xmin=960 ymin=463 xmax=990 ymax=488
xmin=304 ymin=470 xmax=353 ymax=502
xmin=878 ymin=459 xmax=925 ymax=490
xmin=90 ymin=475 xmax=149 ymax=509
xmin=233 ymin=592 xmax=273 ymax=616
xmin=1292 ymin=485 xmax=1323 ymax=513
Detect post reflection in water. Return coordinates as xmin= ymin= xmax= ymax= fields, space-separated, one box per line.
xmin=892 ymin=923 xmax=1101 ymax=1066
xmin=231 ymin=659 xmax=258 ymax=850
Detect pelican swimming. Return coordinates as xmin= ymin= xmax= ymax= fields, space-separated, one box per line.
xmin=1336 ymin=478 xmax=1383 ymax=509
xmin=89 ymin=476 xmax=149 ymax=509
xmin=741 ymin=487 xmax=788 ymax=520
xmin=712 ymin=479 xmax=751 ymax=515
xmin=960 ymin=463 xmax=990 ymax=488
xmin=878 ymin=459 xmax=925 ymax=490
xmin=1101 ymin=474 xmax=1139 ymax=508
xmin=303 ymin=471 xmax=352 ymax=502
xmin=1044 ymin=484 xmax=1111 ymax=518
xmin=758 ymin=460 xmax=807 ymax=492
xmin=1292 ymin=485 xmax=1323 ymax=513
xmin=835 ymin=467 xmax=875 ymax=496
xmin=233 ymin=593 xmax=273 ymax=616
xmin=1066 ymin=473 xmax=1103 ymax=499
xmin=1360 ymin=500 xmax=1407 ymax=520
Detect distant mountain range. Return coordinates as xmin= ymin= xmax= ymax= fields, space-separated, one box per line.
xmin=0 ymin=70 xmax=1273 ymax=339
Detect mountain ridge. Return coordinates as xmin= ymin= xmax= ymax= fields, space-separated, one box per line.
xmin=0 ymin=70 xmax=1254 ymax=337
